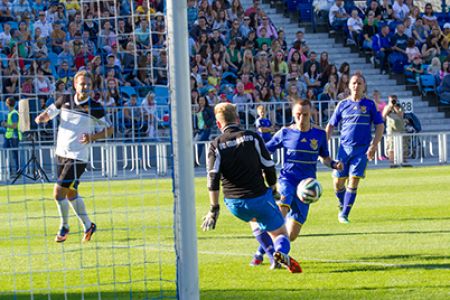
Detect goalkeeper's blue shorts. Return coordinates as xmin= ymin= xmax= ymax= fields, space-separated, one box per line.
xmin=224 ymin=188 xmax=284 ymax=232
xmin=278 ymin=179 xmax=310 ymax=225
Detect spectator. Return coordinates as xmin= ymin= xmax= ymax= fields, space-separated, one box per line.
xmin=0 ymin=0 xmax=13 ymax=22
xmin=338 ymin=61 xmax=350 ymax=77
xmin=382 ymin=94 xmax=409 ymax=167
xmin=257 ymin=15 xmax=277 ymax=39
xmin=405 ymin=55 xmax=424 ymax=82
xmin=2 ymin=97 xmax=21 ymax=175
xmin=362 ymin=11 xmax=378 ymax=51
xmin=405 ymin=37 xmax=421 ymax=63
xmin=141 ymin=92 xmax=158 ymax=138
xmin=123 ymin=94 xmax=142 ymax=137
xmin=389 ymin=24 xmax=408 ymax=73
xmin=319 ymin=51 xmax=329 ymax=73
xmin=244 ymin=0 xmax=260 ymax=17
xmin=50 ymin=22 xmax=66 ymax=54
xmin=427 ymin=57 xmax=441 ymax=79
xmin=412 ymin=17 xmax=428 ymax=46
xmin=421 ymin=27 xmax=441 ymax=63
xmin=0 ymin=23 xmax=12 ymax=49
xmin=380 ymin=0 xmax=394 ymax=21
xmin=270 ymin=50 xmax=288 ymax=79
xmin=12 ymin=0 xmax=32 ymax=19
xmin=57 ymin=42 xmax=74 ymax=68
xmin=193 ymin=95 xmax=215 ymax=162
xmin=34 ymin=10 xmax=53 ymax=39
xmin=347 ymin=9 xmax=363 ymax=47
xmin=438 ymin=74 xmax=450 ymax=103
xmin=328 ymin=0 xmax=349 ymax=32
xmin=365 ymin=0 xmax=382 ymax=21
xmin=228 ymin=0 xmax=244 ymax=21
xmin=226 ymin=18 xmax=243 ymax=46
xmin=232 ymin=81 xmax=252 ymax=121
xmin=392 ymin=0 xmax=409 ymax=22
xmin=422 ymin=3 xmax=439 ymax=31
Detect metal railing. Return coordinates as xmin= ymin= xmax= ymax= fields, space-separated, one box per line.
xmin=1 ymin=131 xmax=448 ymax=183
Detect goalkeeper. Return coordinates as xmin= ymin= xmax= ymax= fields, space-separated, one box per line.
xmin=201 ymin=102 xmax=301 ymax=273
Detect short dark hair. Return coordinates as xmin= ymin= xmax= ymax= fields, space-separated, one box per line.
xmin=6 ymin=97 xmax=16 ymax=107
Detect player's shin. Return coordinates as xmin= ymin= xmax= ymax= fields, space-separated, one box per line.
xmin=252 ymin=228 xmax=274 ymax=263
xmin=341 ymin=187 xmax=357 ymax=217
xmin=273 ymin=234 xmax=290 ymax=255
xmin=55 ymin=198 xmax=70 ymax=229
xmin=335 ymin=188 xmax=346 ymax=210
xmin=68 ymin=196 xmax=92 ymax=231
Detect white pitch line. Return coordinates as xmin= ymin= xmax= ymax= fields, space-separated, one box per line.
xmin=107 ymin=244 xmax=430 ymax=269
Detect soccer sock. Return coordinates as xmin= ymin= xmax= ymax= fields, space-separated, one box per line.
xmin=68 ymin=196 xmax=92 ymax=232
xmin=273 ymin=235 xmax=291 ymax=255
xmin=335 ymin=188 xmax=346 ymax=209
xmin=342 ymin=187 xmax=357 ymax=217
xmin=55 ymin=198 xmax=70 ymax=229
xmin=252 ymin=228 xmax=274 ymax=263
xmin=255 ymin=245 xmax=265 ymax=258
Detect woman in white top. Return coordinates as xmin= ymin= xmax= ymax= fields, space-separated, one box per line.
xmin=141 ymin=92 xmax=158 ymax=138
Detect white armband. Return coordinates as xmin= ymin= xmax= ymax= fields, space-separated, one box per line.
xmin=46 ymin=104 xmax=60 ymax=120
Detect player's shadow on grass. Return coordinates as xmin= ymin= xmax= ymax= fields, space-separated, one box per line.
xmin=198 ymin=235 xmax=254 ymax=240
xmin=302 ymin=229 xmax=450 ymax=238
xmin=359 ymin=254 xmax=450 ymax=261
xmin=396 ymin=216 xmax=450 ymax=221
xmin=330 ymin=263 xmax=450 ymax=273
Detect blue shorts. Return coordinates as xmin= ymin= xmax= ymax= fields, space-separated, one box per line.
xmin=224 ymin=189 xmax=285 ymax=232
xmin=333 ymin=145 xmax=368 ymax=179
xmin=278 ymin=180 xmax=310 ymax=225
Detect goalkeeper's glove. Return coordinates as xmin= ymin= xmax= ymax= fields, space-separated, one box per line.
xmin=201 ymin=204 xmax=220 ymax=231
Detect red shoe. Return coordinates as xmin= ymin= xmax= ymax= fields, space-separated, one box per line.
xmin=274 ymin=251 xmax=303 ymax=273
xmin=249 ymin=255 xmax=264 ymax=267
xmin=55 ymin=226 xmax=69 ymax=243
xmin=82 ymin=223 xmax=96 ymax=242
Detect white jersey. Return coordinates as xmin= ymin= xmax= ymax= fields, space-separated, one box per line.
xmin=47 ymin=95 xmax=112 ymax=162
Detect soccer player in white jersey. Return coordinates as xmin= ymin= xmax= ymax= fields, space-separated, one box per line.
xmin=35 ymin=70 xmax=114 ymax=242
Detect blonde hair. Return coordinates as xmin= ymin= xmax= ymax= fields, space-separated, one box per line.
xmin=256 ymin=104 xmax=266 ymax=114
xmin=214 ymin=102 xmax=237 ymax=125
xmin=74 ymin=69 xmax=93 ymax=84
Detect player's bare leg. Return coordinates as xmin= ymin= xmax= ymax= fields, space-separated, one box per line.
xmin=286 ymin=219 xmax=302 ymax=242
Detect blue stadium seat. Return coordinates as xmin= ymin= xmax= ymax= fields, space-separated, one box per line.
xmin=120 ymin=86 xmax=137 ymax=99
xmin=404 ymin=65 xmax=417 ymax=84
xmin=419 ymin=74 xmax=436 ymax=96
xmin=154 ymin=85 xmax=169 ymax=104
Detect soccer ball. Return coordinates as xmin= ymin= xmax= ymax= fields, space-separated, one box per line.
xmin=297 ymin=178 xmax=322 ymax=204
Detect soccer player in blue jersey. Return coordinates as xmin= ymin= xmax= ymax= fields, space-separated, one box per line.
xmin=326 ymin=74 xmax=384 ymax=224
xmin=250 ymin=99 xmax=343 ymax=266
xmin=202 ymin=102 xmax=302 ymax=273
xmin=255 ymin=105 xmax=273 ymax=142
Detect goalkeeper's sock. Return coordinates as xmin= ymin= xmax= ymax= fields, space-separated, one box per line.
xmin=342 ymin=187 xmax=357 ymax=217
xmin=68 ymin=196 xmax=92 ymax=232
xmin=335 ymin=188 xmax=346 ymax=210
xmin=252 ymin=228 xmax=274 ymax=263
xmin=55 ymin=198 xmax=70 ymax=229
xmin=255 ymin=245 xmax=265 ymax=257
xmin=273 ymin=234 xmax=291 ymax=255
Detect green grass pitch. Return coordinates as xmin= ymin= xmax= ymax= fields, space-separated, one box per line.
xmin=1 ymin=166 xmax=449 ymax=299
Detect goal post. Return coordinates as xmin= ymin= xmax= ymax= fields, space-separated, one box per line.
xmin=166 ymin=1 xmax=200 ymax=299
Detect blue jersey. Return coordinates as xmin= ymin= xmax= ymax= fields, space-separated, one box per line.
xmin=266 ymin=126 xmax=329 ymax=186
xmin=328 ymin=97 xmax=384 ymax=148
xmin=255 ymin=117 xmax=272 ymax=142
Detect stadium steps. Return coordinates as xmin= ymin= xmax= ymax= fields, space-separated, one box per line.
xmin=241 ymin=0 xmax=450 ymax=133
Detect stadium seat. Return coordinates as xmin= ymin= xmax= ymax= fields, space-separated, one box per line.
xmin=154 ymin=85 xmax=169 ymax=104
xmin=120 ymin=86 xmax=137 ymax=99
xmin=404 ymin=65 xmax=417 ymax=84
xmin=419 ymin=74 xmax=436 ymax=96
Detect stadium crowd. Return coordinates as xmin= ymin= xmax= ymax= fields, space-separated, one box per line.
xmin=0 ymin=0 xmax=449 ymax=141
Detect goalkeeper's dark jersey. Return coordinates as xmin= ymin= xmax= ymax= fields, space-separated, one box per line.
xmin=207 ymin=124 xmax=277 ymax=199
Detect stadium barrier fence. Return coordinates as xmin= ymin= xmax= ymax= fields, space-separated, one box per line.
xmin=1 ymin=132 xmax=448 ymax=183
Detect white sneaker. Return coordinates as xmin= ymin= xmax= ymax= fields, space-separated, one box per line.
xmin=338 ymin=214 xmax=350 ymax=224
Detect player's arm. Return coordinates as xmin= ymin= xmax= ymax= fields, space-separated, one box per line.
xmin=202 ymin=140 xmax=221 ymax=231
xmin=320 ymin=156 xmax=344 ymax=171
xmin=367 ymin=104 xmax=385 ymax=160
xmin=325 ymin=124 xmax=334 ymax=141
xmin=35 ymin=96 xmax=64 ymax=124
xmin=82 ymin=125 xmax=114 ymax=144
